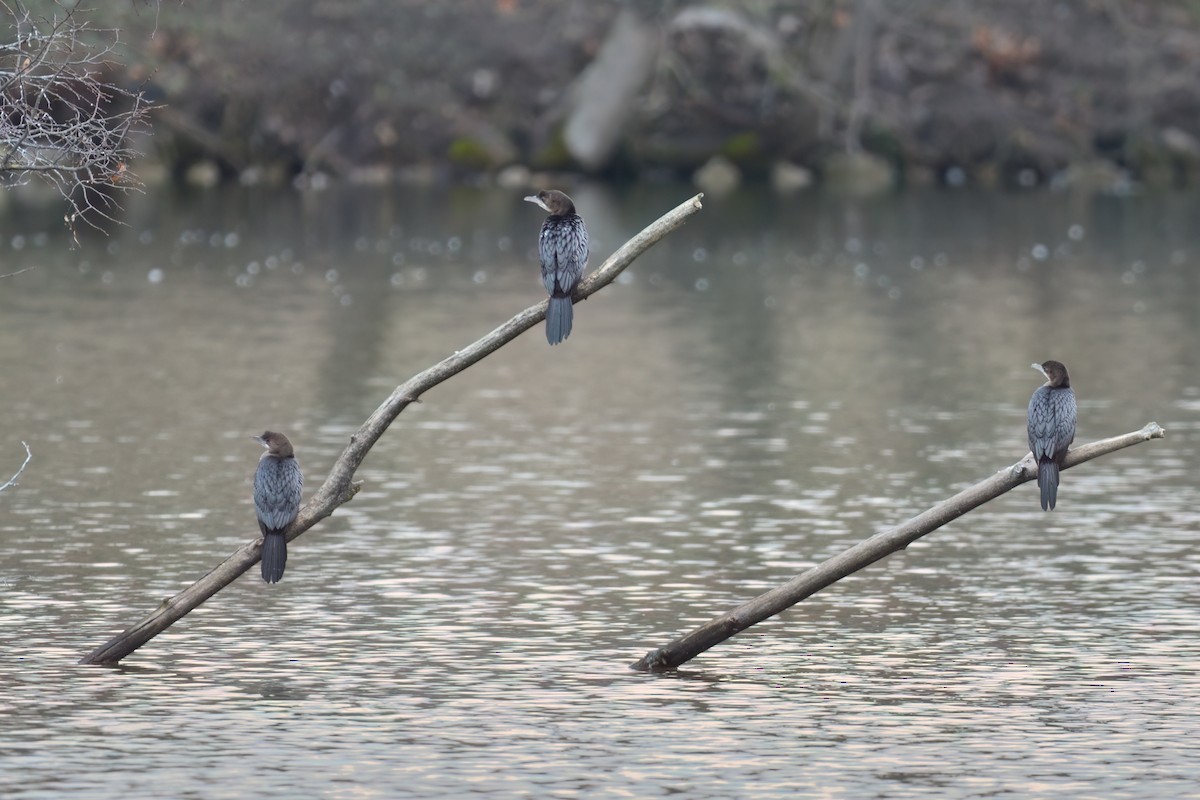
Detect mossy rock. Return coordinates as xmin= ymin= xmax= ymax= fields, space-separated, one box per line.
xmin=447 ymin=138 xmax=494 ymax=171
xmin=1052 ymin=160 xmax=1129 ymax=192
xmin=859 ymin=124 xmax=902 ymax=163
xmin=720 ymin=132 xmax=764 ymax=166
xmin=693 ymin=155 xmax=742 ymax=195
xmin=531 ymin=126 xmax=575 ymax=171
xmin=1124 ymin=135 xmax=1174 ymax=186
xmin=822 ymin=151 xmax=895 ymax=195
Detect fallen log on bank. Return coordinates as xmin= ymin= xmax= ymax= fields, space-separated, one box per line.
xmin=631 ymin=422 xmax=1166 ymax=672
xmin=80 ymin=193 xmax=705 ymax=666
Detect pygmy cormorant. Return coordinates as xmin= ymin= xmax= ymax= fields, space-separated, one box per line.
xmin=252 ymin=430 xmax=303 ymax=583
xmin=1027 ymin=360 xmax=1076 ymax=511
xmin=524 ymin=189 xmax=589 ymax=345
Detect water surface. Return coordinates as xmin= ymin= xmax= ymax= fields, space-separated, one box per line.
xmin=2 ymin=184 xmax=1198 ymax=798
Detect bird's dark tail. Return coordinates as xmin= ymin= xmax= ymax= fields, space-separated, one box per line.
xmin=1038 ymin=459 xmax=1059 ymax=511
xmin=261 ymin=532 xmax=287 ymax=583
xmin=546 ymin=295 xmax=573 ymax=345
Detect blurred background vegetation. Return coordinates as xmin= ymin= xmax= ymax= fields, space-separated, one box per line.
xmin=10 ymin=0 xmax=1200 ymax=194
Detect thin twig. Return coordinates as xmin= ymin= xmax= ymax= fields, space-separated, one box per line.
xmin=0 ymin=265 xmax=36 ymax=278
xmin=631 ymin=421 xmax=1167 ymax=672
xmin=79 ymin=193 xmax=705 ymax=666
xmin=0 ymin=441 xmax=32 ymax=492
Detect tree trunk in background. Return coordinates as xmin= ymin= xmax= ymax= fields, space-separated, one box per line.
xmin=564 ymin=9 xmax=660 ymax=172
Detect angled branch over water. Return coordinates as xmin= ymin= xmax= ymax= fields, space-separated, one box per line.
xmin=80 ymin=193 xmax=706 ymax=666
xmin=632 ymin=422 xmax=1166 ymax=672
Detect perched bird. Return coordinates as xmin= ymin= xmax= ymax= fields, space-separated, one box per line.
xmin=524 ymin=189 xmax=589 ymax=345
xmin=1027 ymin=360 xmax=1076 ymax=511
xmin=251 ymin=431 xmax=303 ymax=583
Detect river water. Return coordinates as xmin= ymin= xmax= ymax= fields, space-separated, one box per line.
xmin=1 ymin=183 xmax=1198 ymax=798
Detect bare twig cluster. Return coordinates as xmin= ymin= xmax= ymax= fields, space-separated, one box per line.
xmin=0 ymin=1 xmax=152 ymax=234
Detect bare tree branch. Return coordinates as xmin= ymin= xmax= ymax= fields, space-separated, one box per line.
xmin=79 ymin=193 xmax=706 ymax=666
xmin=0 ymin=1 xmax=153 ymax=234
xmin=632 ymin=422 xmax=1168 ymax=672
xmin=0 ymin=441 xmax=32 ymax=492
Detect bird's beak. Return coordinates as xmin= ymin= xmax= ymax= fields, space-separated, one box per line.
xmin=250 ymin=435 xmax=266 ymax=447
xmin=524 ymin=195 xmax=549 ymax=212
xmin=1031 ymin=362 xmax=1048 ymax=378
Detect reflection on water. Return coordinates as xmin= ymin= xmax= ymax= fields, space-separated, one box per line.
xmin=2 ymin=185 xmax=1198 ymax=797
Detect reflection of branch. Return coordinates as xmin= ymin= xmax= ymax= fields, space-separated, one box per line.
xmin=0 ymin=266 xmax=36 ymax=278
xmin=0 ymin=442 xmax=32 ymax=492
xmin=633 ymin=422 xmax=1167 ymax=672
xmin=845 ymin=0 xmax=876 ymax=153
xmin=80 ymin=193 xmax=707 ymax=667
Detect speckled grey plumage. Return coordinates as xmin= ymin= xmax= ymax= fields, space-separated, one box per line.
xmin=529 ymin=190 xmax=588 ymax=345
xmin=254 ymin=442 xmax=302 ymax=583
xmin=1027 ymin=363 xmax=1076 ymax=511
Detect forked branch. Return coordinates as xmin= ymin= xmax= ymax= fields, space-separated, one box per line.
xmin=0 ymin=441 xmax=32 ymax=492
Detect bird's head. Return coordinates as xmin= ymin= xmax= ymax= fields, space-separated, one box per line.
xmin=1031 ymin=360 xmax=1071 ymax=388
xmin=524 ymin=189 xmax=575 ymax=216
xmin=251 ymin=430 xmax=295 ymax=458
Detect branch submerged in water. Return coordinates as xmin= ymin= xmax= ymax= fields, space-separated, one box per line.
xmin=79 ymin=193 xmax=705 ymax=666
xmin=632 ymin=422 xmax=1167 ymax=672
